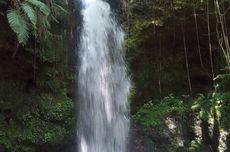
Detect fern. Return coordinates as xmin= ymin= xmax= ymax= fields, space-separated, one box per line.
xmin=53 ymin=3 xmax=68 ymax=14
xmin=28 ymin=0 xmax=50 ymax=16
xmin=7 ymin=9 xmax=29 ymax=44
xmin=21 ymin=2 xmax=37 ymax=26
xmin=42 ymin=16 xmax=51 ymax=28
xmin=6 ymin=0 xmax=65 ymax=45
xmin=51 ymin=3 xmax=68 ymax=21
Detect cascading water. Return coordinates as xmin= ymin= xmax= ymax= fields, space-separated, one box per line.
xmin=76 ymin=0 xmax=130 ymax=152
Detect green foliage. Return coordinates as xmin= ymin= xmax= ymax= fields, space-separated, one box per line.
xmin=125 ymin=19 xmax=152 ymax=60
xmin=28 ymin=0 xmax=50 ymax=17
xmin=0 ymin=75 xmax=74 ymax=152
xmin=125 ymin=0 xmax=230 ymax=150
xmin=21 ymin=2 xmax=37 ymax=26
xmin=6 ymin=0 xmax=51 ymax=44
xmin=220 ymin=99 xmax=230 ymax=129
xmin=5 ymin=0 xmax=70 ymax=68
xmin=215 ymin=92 xmax=230 ymax=129
xmin=133 ymin=91 xmax=230 ymax=129
xmin=7 ymin=9 xmax=29 ymax=44
xmin=0 ymin=3 xmax=72 ymax=149
xmin=40 ymin=94 xmax=73 ymax=122
xmin=215 ymin=73 xmax=230 ymax=92
xmin=212 ymin=74 xmax=230 ymax=129
xmin=187 ymin=140 xmax=202 ymax=152
xmin=191 ymin=94 xmax=212 ymax=121
xmin=0 ymin=93 xmax=73 ymax=152
xmin=133 ymin=95 xmax=187 ymax=126
xmin=19 ymin=94 xmax=73 ymax=143
xmin=27 ymin=0 xmax=69 ymax=63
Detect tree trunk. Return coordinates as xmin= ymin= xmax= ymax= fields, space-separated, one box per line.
xmin=201 ymin=119 xmax=212 ymax=146
xmin=212 ymin=109 xmax=220 ymax=152
xmin=181 ymin=113 xmax=196 ymax=146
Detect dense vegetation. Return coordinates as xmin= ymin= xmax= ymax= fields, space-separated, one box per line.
xmin=123 ymin=0 xmax=230 ymax=151
xmin=0 ymin=0 xmax=74 ymax=151
xmin=0 ymin=0 xmax=230 ymax=151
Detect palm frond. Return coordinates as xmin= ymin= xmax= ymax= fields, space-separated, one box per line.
xmin=7 ymin=9 xmax=29 ymax=44
xmin=21 ymin=2 xmax=37 ymax=26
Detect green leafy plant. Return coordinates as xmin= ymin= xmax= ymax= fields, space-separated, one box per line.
xmin=7 ymin=0 xmax=50 ymax=44
xmin=7 ymin=9 xmax=29 ymax=44
xmin=133 ymin=95 xmax=186 ymax=126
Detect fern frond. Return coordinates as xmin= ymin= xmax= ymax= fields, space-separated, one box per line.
xmin=7 ymin=9 xmax=29 ymax=44
xmin=28 ymin=0 xmax=50 ymax=16
xmin=53 ymin=3 xmax=68 ymax=14
xmin=42 ymin=16 xmax=50 ymax=28
xmin=50 ymin=15 xmax=59 ymax=23
xmin=47 ymin=31 xmax=64 ymax=41
xmin=21 ymin=2 xmax=37 ymax=26
xmin=51 ymin=3 xmax=68 ymax=20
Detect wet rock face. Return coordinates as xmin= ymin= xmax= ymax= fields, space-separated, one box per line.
xmin=0 ymin=145 xmax=5 ymax=152
xmin=131 ymin=116 xmax=200 ymax=152
xmin=131 ymin=124 xmax=172 ymax=152
xmin=0 ymin=9 xmax=39 ymax=82
xmin=131 ymin=125 xmax=152 ymax=152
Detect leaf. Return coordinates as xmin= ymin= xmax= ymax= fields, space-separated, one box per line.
xmin=27 ymin=0 xmax=50 ymax=16
xmin=7 ymin=9 xmax=29 ymax=44
xmin=53 ymin=3 xmax=68 ymax=14
xmin=50 ymin=15 xmax=59 ymax=23
xmin=42 ymin=16 xmax=50 ymax=28
xmin=21 ymin=2 xmax=37 ymax=26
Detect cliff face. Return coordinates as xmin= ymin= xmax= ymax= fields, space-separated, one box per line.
xmin=124 ymin=1 xmax=230 ymax=151
xmin=0 ymin=3 xmax=36 ymax=83
xmin=0 ymin=2 xmax=75 ymax=152
xmin=123 ymin=1 xmax=224 ymax=113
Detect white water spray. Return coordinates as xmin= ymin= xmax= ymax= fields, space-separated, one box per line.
xmin=77 ymin=0 xmax=130 ymax=152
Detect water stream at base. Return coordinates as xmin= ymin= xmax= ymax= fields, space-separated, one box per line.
xmin=76 ymin=0 xmax=130 ymax=151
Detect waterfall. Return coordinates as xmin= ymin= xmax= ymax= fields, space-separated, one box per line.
xmin=76 ymin=0 xmax=130 ymax=152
